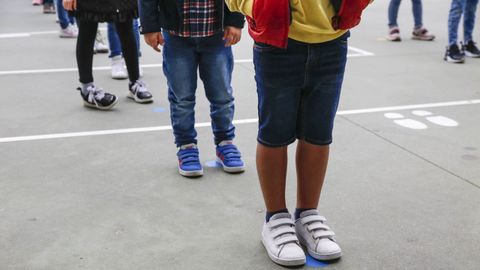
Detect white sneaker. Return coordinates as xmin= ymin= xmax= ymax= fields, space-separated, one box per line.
xmin=59 ymin=24 xmax=78 ymax=38
xmin=295 ymin=209 xmax=342 ymax=261
xmin=111 ymin=56 xmax=128 ymax=80
xmin=261 ymin=213 xmax=306 ymax=266
xmin=94 ymin=31 xmax=109 ymax=54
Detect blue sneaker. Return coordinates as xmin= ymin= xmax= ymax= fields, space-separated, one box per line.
xmin=177 ymin=144 xmax=203 ymax=177
xmin=216 ymin=141 xmax=245 ymax=173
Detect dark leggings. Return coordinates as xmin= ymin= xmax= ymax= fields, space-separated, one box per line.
xmin=76 ymin=19 xmax=139 ymax=84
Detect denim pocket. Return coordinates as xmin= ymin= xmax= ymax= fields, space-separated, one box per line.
xmin=253 ymin=42 xmax=285 ymax=53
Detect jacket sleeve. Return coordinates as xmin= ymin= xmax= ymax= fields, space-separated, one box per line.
xmin=224 ymin=2 xmax=246 ymax=28
xmin=139 ymin=0 xmax=162 ymax=34
xmin=225 ymin=0 xmax=253 ymax=17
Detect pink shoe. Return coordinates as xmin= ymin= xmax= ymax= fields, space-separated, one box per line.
xmin=32 ymin=0 xmax=43 ymax=6
xmin=412 ymin=27 xmax=435 ymax=41
xmin=387 ymin=27 xmax=401 ymax=42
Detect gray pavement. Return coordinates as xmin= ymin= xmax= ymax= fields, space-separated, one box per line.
xmin=1 ymin=0 xmax=479 ymax=269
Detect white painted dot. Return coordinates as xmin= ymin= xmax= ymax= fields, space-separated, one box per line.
xmin=425 ymin=116 xmax=458 ymax=127
xmin=412 ymin=110 xmax=432 ymax=116
xmin=393 ymin=119 xmax=428 ymax=129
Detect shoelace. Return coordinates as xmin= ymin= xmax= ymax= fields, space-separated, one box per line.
xmin=300 ymin=215 xmax=335 ymax=241
xmin=95 ymin=31 xmax=105 ymax=44
xmin=130 ymin=80 xmax=148 ymax=95
xmin=268 ymin=217 xmax=299 ymax=247
xmin=83 ymin=85 xmax=106 ymax=104
xmin=178 ymin=147 xmax=200 ymax=166
xmin=217 ymin=144 xmax=241 ymax=161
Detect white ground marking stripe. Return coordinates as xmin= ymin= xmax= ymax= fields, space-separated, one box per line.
xmin=0 ymin=47 xmax=373 ymax=76
xmin=0 ymin=28 xmax=107 ymax=39
xmin=0 ymin=100 xmax=477 ymax=144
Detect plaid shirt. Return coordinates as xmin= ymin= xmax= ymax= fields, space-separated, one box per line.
xmin=172 ymin=0 xmax=219 ymax=38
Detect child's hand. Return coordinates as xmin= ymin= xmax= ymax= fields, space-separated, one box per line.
xmin=63 ymin=0 xmax=76 ymax=11
xmin=223 ymin=26 xmax=242 ymax=47
xmin=144 ymin=32 xmax=164 ymax=52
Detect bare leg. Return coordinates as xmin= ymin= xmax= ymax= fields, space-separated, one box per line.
xmin=295 ymin=140 xmax=330 ymax=209
xmin=256 ymin=143 xmax=288 ymax=212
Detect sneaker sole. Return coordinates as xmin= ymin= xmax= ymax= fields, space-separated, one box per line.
xmin=444 ymin=56 xmax=465 ymax=63
xmin=465 ymin=51 xmax=480 ymax=58
xmin=216 ymin=157 xmax=245 ymax=173
xmin=260 ymin=238 xmax=306 ymax=266
xmin=412 ymin=36 xmax=435 ymax=41
xmin=297 ymin=233 xmax=342 ymax=261
xmin=83 ymin=97 xmax=118 ymax=111
xmin=59 ymin=35 xmax=77 ymax=38
xmin=111 ymin=73 xmax=128 ymax=80
xmin=178 ymin=168 xmax=204 ymax=178
xmin=127 ymin=92 xmax=154 ymax=104
xmin=94 ymin=49 xmax=109 ymax=54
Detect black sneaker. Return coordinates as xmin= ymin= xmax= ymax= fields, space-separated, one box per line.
xmin=128 ymin=80 xmax=153 ymax=103
xmin=444 ymin=44 xmax=465 ymax=63
xmin=463 ymin=40 xmax=480 ymax=58
xmin=78 ymin=85 xmax=118 ymax=110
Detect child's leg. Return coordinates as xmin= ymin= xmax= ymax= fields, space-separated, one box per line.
xmin=56 ymin=0 xmax=72 ymax=29
xmin=256 ymin=144 xmax=288 ymax=211
xmin=197 ymin=33 xmax=235 ymax=145
xmin=463 ymin=0 xmax=479 ymax=43
xmin=448 ymin=0 xmax=466 ymax=45
xmin=294 ymin=34 xmax=348 ymax=211
xmin=253 ymin=40 xmax=308 ymax=213
xmin=114 ymin=20 xmax=139 ymax=82
xmin=162 ymin=32 xmax=199 ymax=147
xmin=107 ymin=23 xmax=122 ymax=59
xmin=388 ymin=0 xmax=402 ymax=28
xmin=76 ymin=20 xmax=98 ymax=84
xmin=295 ymin=141 xmax=329 ymax=209
xmin=108 ymin=20 xmax=141 ymax=59
xmin=411 ymin=0 xmax=423 ymax=29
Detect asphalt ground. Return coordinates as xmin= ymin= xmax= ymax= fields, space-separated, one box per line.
xmin=0 ymin=0 xmax=479 ymax=269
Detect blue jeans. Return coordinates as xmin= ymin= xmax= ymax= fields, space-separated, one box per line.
xmin=162 ymin=32 xmax=236 ymax=147
xmin=108 ymin=19 xmax=141 ymax=58
xmin=55 ymin=0 xmax=74 ymax=29
xmin=388 ymin=0 xmax=423 ymax=29
xmin=253 ymin=33 xmax=349 ymax=147
xmin=448 ymin=0 xmax=479 ymax=45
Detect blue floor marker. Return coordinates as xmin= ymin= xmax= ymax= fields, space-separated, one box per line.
xmin=153 ymin=107 xmax=166 ymax=113
xmin=305 ymin=255 xmax=328 ymax=268
xmin=205 ymin=160 xmax=220 ymax=168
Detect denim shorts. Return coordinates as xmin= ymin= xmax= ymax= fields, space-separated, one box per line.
xmin=253 ymin=32 xmax=349 ymax=147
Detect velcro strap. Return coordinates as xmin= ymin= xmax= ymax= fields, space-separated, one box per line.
xmin=269 ymin=218 xmax=294 ymax=229
xmin=274 ymin=235 xmax=299 ymax=246
xmin=307 ymin=223 xmax=330 ymax=232
xmin=301 ymin=215 xmax=327 ymax=225
xmin=313 ymin=230 xmax=335 ymax=239
xmin=271 ymin=226 xmax=296 ymax=238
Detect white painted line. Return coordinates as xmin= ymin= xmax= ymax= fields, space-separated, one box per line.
xmin=0 ymin=48 xmax=372 ymax=76
xmin=0 ymin=118 xmax=258 ymax=143
xmin=0 ymin=28 xmax=107 ymax=39
xmin=348 ymin=46 xmax=375 ymax=56
xmin=0 ymin=33 xmax=31 ymax=38
xmin=0 ymin=100 xmax=478 ymax=144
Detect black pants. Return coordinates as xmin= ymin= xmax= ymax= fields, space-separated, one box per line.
xmin=76 ymin=19 xmax=139 ymax=84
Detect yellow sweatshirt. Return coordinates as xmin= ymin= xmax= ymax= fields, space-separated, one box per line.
xmin=225 ymin=0 xmax=348 ymax=43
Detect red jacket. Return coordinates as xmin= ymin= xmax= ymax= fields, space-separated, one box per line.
xmin=246 ymin=0 xmax=370 ymax=48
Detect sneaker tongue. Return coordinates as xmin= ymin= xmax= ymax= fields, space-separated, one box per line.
xmin=270 ymin=212 xmax=292 ymax=220
xmin=300 ymin=209 xmax=320 ymax=218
